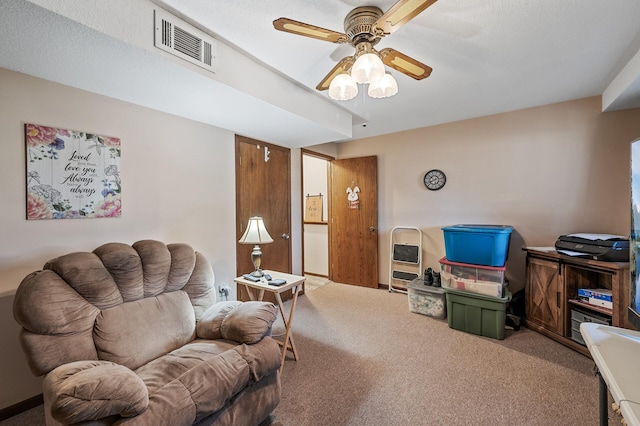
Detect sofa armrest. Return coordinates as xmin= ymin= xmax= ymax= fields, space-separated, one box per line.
xmin=197 ymin=301 xmax=278 ymax=344
xmin=44 ymin=360 xmax=148 ymax=424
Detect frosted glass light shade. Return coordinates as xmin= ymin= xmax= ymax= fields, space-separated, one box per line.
xmin=368 ymin=73 xmax=399 ymax=98
xmin=329 ymin=73 xmax=358 ymax=101
xmin=351 ymin=53 xmax=385 ymax=84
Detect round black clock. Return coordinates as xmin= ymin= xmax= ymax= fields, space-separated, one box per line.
xmin=423 ymin=169 xmax=446 ymax=190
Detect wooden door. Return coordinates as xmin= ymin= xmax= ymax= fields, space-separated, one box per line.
xmin=526 ymin=257 xmax=563 ymax=334
xmin=235 ymin=136 xmax=291 ymax=301
xmin=329 ymin=156 xmax=378 ymax=287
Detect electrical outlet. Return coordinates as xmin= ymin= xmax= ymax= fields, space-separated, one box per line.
xmin=218 ymin=283 xmax=231 ymax=299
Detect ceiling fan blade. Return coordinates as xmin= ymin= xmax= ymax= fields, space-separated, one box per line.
xmin=379 ymin=48 xmax=432 ymax=80
xmin=273 ymin=18 xmax=348 ymax=43
xmin=374 ymin=0 xmax=438 ymax=35
xmin=316 ymin=56 xmax=356 ymax=91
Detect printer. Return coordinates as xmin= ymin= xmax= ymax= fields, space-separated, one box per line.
xmin=554 ymin=233 xmax=629 ymax=262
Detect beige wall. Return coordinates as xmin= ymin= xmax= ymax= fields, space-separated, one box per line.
xmin=0 ymin=68 xmax=238 ymax=408
xmin=336 ymin=97 xmax=640 ymax=292
xmin=3 ymin=67 xmax=640 ymax=411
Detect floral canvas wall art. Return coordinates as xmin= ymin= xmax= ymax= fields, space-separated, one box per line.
xmin=25 ymin=123 xmax=121 ymax=220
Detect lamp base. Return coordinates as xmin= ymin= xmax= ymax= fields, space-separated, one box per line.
xmin=250 ymin=269 xmax=265 ymax=278
xmin=250 ymin=244 xmax=264 ymax=277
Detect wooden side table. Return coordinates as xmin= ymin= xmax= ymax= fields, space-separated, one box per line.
xmin=234 ymin=270 xmax=305 ymax=373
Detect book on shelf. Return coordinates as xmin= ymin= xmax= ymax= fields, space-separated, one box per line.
xmin=577 ymin=288 xmax=612 ymax=310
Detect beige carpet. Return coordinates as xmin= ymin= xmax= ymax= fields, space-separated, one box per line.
xmin=264 ymin=282 xmax=621 ymax=426
xmin=304 ymin=275 xmax=332 ymax=292
xmin=2 ymin=282 xmax=623 ymax=426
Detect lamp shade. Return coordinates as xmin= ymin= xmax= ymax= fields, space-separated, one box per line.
xmin=329 ymin=73 xmax=358 ymax=101
xmin=351 ymin=53 xmax=385 ymax=84
xmin=238 ymin=217 xmax=274 ymax=244
xmin=368 ymin=73 xmax=399 ymax=98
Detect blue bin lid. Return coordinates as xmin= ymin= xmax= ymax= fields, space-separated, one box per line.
xmin=441 ymin=224 xmax=513 ymax=234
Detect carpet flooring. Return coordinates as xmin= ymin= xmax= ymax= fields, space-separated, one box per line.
xmin=304 ymin=275 xmax=331 ymax=292
xmin=2 ymin=282 xmax=623 ymax=426
xmin=263 ymin=282 xmax=621 ymax=426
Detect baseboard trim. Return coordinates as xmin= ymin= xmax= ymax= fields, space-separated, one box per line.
xmin=303 ymin=272 xmax=328 ymax=278
xmin=0 ymin=394 xmax=43 ymax=421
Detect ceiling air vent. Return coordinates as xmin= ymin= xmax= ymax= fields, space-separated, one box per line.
xmin=154 ymin=9 xmax=217 ymax=72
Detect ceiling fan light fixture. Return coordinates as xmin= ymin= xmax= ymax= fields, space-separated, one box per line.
xmin=368 ymin=72 xmax=398 ymax=98
xmin=274 ymin=2 xmax=437 ymax=99
xmin=329 ymin=73 xmax=358 ymax=101
xmin=351 ymin=52 xmax=385 ymax=84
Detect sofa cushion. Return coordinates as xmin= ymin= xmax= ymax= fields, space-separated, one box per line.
xmin=181 ymin=252 xmax=216 ymax=320
xmin=221 ymin=301 xmax=278 ymax=344
xmin=44 ymin=252 xmax=124 ymax=310
xmin=94 ymin=291 xmax=196 ymax=370
xmin=93 ymin=243 xmax=145 ymax=302
xmin=197 ymin=301 xmax=277 ymax=344
xmin=117 ymin=348 xmax=249 ymax=426
xmin=135 ymin=340 xmax=238 ymax=396
xmin=134 ymin=337 xmax=281 ymax=397
xmin=116 ymin=338 xmax=281 ymax=425
xmin=233 ymin=338 xmax=282 ymax=382
xmin=14 ymin=270 xmax=101 ymax=375
xmin=14 ymin=240 xmax=217 ymax=377
xmin=45 ymin=360 xmax=148 ymax=424
xmin=196 ymin=301 xmax=243 ymax=340
xmin=20 ymin=328 xmax=99 ymax=377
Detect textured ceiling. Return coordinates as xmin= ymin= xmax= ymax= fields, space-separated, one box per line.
xmin=2 ymin=0 xmax=640 ymax=147
xmin=155 ymin=0 xmax=640 ymax=139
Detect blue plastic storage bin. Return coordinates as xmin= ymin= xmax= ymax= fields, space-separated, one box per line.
xmin=442 ymin=225 xmax=513 ymax=267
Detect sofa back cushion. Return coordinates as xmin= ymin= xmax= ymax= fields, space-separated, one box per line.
xmin=94 ymin=290 xmax=196 ymax=370
xmin=14 ymin=240 xmax=216 ymax=376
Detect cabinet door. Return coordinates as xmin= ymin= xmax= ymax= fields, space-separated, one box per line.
xmin=526 ymin=257 xmax=564 ymax=335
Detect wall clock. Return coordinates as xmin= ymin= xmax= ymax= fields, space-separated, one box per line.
xmin=423 ymin=169 xmax=446 ymax=191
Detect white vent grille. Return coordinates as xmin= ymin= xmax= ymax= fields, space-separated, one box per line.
xmin=154 ymin=9 xmax=217 ymax=72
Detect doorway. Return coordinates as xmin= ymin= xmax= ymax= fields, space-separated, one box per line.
xmin=301 ymin=151 xmax=379 ymax=288
xmin=301 ymin=150 xmax=333 ymax=279
xmin=235 ymin=135 xmax=292 ymax=302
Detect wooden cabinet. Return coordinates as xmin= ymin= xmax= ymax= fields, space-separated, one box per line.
xmin=526 ymin=257 xmax=563 ymax=335
xmin=524 ymin=248 xmax=631 ymax=356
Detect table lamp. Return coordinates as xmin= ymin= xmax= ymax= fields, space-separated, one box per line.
xmin=238 ymin=216 xmax=274 ymax=277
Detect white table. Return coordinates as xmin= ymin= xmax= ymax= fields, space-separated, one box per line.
xmin=580 ymin=323 xmax=640 ymax=426
xmin=234 ymin=270 xmax=305 ymax=374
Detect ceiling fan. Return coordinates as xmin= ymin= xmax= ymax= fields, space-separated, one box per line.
xmin=273 ymin=0 xmax=436 ymax=100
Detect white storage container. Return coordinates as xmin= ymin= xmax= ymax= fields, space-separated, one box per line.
xmin=439 ymin=257 xmax=505 ymax=297
xmin=407 ymin=278 xmax=446 ymax=319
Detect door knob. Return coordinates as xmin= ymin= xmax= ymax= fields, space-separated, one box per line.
xmin=281 ymin=233 xmax=290 ymax=240
xmin=369 ymin=226 xmax=376 ymax=232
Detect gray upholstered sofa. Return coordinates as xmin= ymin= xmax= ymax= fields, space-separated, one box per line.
xmin=13 ymin=240 xmax=282 ymax=426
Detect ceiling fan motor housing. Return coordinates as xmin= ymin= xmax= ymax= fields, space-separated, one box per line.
xmin=344 ymin=6 xmax=383 ymax=46
xmin=272 ymin=1 xmax=435 ymax=94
